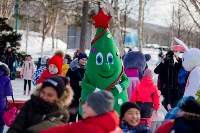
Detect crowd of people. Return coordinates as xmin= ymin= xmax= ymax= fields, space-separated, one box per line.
xmin=0 ymin=47 xmax=199 ymax=133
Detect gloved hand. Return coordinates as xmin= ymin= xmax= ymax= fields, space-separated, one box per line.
xmin=110 ymin=87 xmax=118 ymax=96
xmin=20 ymin=75 xmax=23 ymax=79
xmin=167 ymin=104 xmax=172 ymax=110
xmin=110 ymin=84 xmax=123 ymax=96
xmin=136 ymin=123 xmax=149 ymax=132
xmin=94 ymin=88 xmax=101 ymax=92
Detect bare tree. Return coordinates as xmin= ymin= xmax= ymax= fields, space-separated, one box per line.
xmin=31 ymin=0 xmax=55 ymax=57
xmin=138 ymin=0 xmax=145 ymax=51
xmin=181 ymin=0 xmax=200 ymax=29
xmin=0 ymin=0 xmax=15 ymax=19
xmin=170 ymin=1 xmax=196 ymax=47
xmin=80 ymin=1 xmax=89 ymax=52
xmin=120 ymin=0 xmax=135 ymax=45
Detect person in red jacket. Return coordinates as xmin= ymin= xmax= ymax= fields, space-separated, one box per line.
xmin=37 ymin=50 xmax=64 ymax=84
xmin=39 ymin=91 xmax=122 ymax=133
xmin=130 ymin=69 xmax=160 ymax=127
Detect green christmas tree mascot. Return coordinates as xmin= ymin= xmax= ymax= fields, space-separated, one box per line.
xmin=79 ymin=9 xmax=130 ymax=115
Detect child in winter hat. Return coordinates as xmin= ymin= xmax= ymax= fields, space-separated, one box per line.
xmin=120 ymin=102 xmax=151 ymax=133
xmin=130 ymin=68 xmax=160 ymax=127
xmin=0 ymin=62 xmax=13 ymax=130
xmin=120 ymin=102 xmax=141 ymax=120
xmin=85 ymin=90 xmax=114 ymax=117
xmin=37 ymin=50 xmax=64 ymax=84
xmin=143 ymin=68 xmax=153 ymax=78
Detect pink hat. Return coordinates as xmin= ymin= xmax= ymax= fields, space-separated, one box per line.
xmin=144 ymin=69 xmax=153 ymax=78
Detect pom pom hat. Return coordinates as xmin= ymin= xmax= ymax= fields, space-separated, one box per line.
xmin=48 ymin=55 xmax=63 ymax=74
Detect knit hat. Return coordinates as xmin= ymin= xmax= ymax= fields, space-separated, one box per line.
xmin=143 ymin=69 xmax=153 ymax=78
xmin=41 ymin=76 xmax=68 ymax=98
xmin=48 ymin=55 xmax=63 ymax=73
xmin=166 ymin=50 xmax=174 ymax=58
xmin=76 ymin=49 xmax=82 ymax=54
xmin=86 ymin=91 xmax=114 ymax=115
xmin=180 ymin=98 xmax=200 ymax=115
xmin=0 ymin=62 xmax=10 ymax=76
xmin=120 ymin=102 xmax=141 ymax=120
xmin=78 ymin=53 xmax=88 ymax=60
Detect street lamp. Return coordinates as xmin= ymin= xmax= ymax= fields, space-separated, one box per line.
xmin=15 ymin=0 xmax=19 ymax=33
xmin=25 ymin=0 xmax=30 ymax=53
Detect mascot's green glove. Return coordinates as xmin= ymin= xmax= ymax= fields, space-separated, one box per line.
xmin=196 ymin=90 xmax=200 ymax=103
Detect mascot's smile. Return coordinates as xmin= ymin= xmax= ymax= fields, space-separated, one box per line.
xmin=98 ymin=70 xmax=115 ymax=78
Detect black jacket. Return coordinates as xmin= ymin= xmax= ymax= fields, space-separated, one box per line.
xmin=7 ymin=91 xmax=69 ymax=133
xmin=171 ymin=114 xmax=200 ymax=133
xmin=66 ymin=60 xmax=85 ymax=108
xmin=154 ymin=58 xmax=182 ymax=98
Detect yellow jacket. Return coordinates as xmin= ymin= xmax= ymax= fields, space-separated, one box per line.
xmin=62 ymin=64 xmax=70 ymax=76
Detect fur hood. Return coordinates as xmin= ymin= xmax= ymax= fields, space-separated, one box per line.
xmin=70 ymin=58 xmax=79 ymax=71
xmin=0 ymin=62 xmax=10 ymax=76
xmin=32 ymin=83 xmax=74 ymax=109
xmin=183 ymin=112 xmax=200 ymax=121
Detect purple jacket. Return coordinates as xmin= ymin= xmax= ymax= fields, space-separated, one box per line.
xmin=0 ymin=69 xmax=13 ymax=125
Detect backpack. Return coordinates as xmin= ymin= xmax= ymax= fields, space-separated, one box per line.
xmin=178 ymin=68 xmax=189 ymax=85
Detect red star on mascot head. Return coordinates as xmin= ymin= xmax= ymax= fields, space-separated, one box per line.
xmin=92 ymin=9 xmax=112 ymax=29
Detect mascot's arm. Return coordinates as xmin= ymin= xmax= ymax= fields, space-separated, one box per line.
xmin=110 ymin=73 xmax=130 ymax=96
xmin=80 ymin=74 xmax=96 ymax=102
xmin=154 ymin=63 xmax=164 ymax=74
xmin=184 ymin=67 xmax=200 ymax=98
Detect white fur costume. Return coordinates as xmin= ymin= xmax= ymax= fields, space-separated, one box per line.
xmin=173 ymin=38 xmax=200 ymax=99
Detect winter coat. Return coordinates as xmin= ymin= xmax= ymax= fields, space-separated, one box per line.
xmin=120 ymin=120 xmax=151 ymax=133
xmin=154 ymin=59 xmax=182 ymax=98
xmin=20 ymin=61 xmax=36 ymax=80
xmin=125 ymin=69 xmax=140 ymax=99
xmin=171 ymin=113 xmax=200 ymax=133
xmin=66 ymin=62 xmax=85 ymax=108
xmin=155 ymin=119 xmax=174 ymax=133
xmin=62 ymin=64 xmax=70 ymax=77
xmin=39 ymin=111 xmax=122 ymax=133
xmin=37 ymin=69 xmax=63 ymax=84
xmin=130 ymin=77 xmax=160 ymax=110
xmin=7 ymin=85 xmax=70 ymax=133
xmin=0 ymin=64 xmax=13 ymax=125
xmin=32 ymin=66 xmax=46 ymax=85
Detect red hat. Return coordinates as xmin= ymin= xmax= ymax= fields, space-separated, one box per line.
xmin=48 ymin=55 xmax=63 ymax=74
xmin=76 ymin=49 xmax=82 ymax=54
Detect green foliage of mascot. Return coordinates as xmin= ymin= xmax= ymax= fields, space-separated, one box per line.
xmin=79 ymin=9 xmax=130 ymax=115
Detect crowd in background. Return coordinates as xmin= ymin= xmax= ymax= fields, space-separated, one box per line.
xmin=0 ymin=48 xmax=199 ymax=133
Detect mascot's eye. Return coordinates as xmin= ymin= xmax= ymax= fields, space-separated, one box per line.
xmin=182 ymin=58 xmax=184 ymax=62
xmin=107 ymin=53 xmax=114 ymax=64
xmin=96 ymin=52 xmax=103 ymax=65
